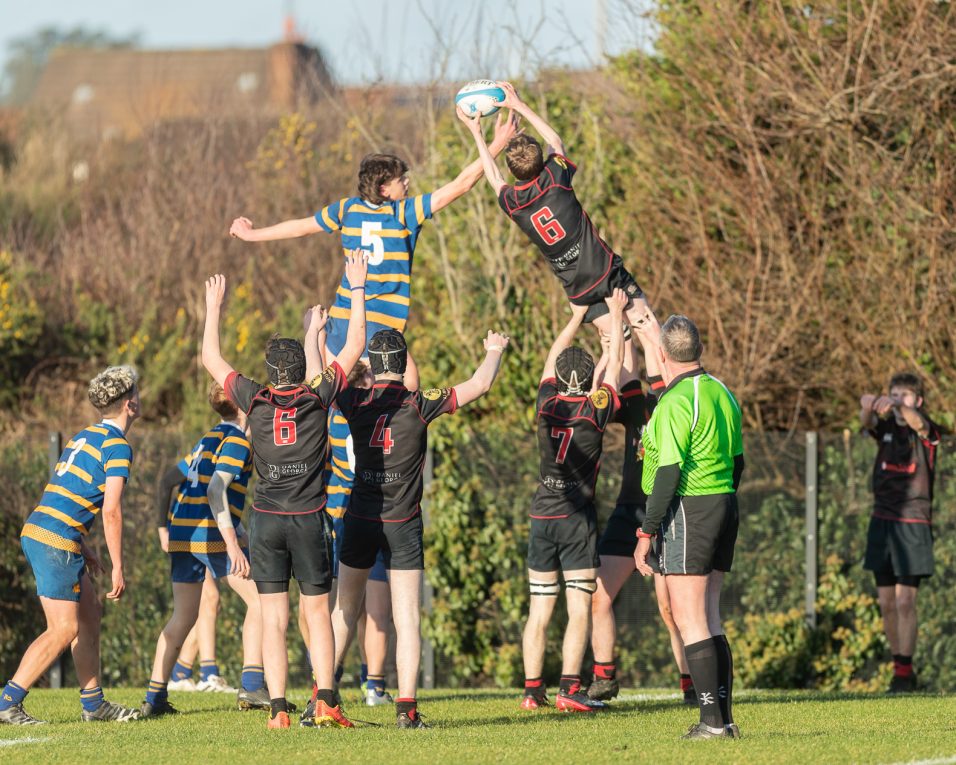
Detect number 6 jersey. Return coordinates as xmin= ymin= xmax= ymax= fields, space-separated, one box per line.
xmin=336 ymin=382 xmax=458 ymax=522
xmin=226 ymin=363 xmax=346 ymax=515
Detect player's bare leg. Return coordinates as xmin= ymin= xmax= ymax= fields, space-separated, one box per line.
xmin=71 ymin=572 xmax=103 ymax=693
xmin=877 ymin=586 xmax=900 ymax=654
xmin=895 ymin=585 xmax=918 ymax=657
xmin=259 ymin=592 xmax=291 ymax=700
xmin=331 ymin=563 xmax=372 ymax=683
xmin=224 ymin=574 xmax=264 ymax=670
xmin=654 ymin=572 xmax=693 ymax=703
xmin=521 ymin=569 xmax=559 ymax=708
xmin=196 ymin=574 xmax=220 ymax=675
xmin=555 ymin=567 xmax=598 ymax=711
xmin=388 ymin=569 xmax=422 ymax=700
xmin=882 ymin=584 xmax=919 ymax=692
xmin=10 ymin=597 xmax=80 ymax=692
xmin=149 ymin=583 xmax=204 ymax=684
xmin=364 ymin=579 xmax=392 ymax=704
xmin=300 ymin=593 xmax=335 ymax=691
xmin=588 ymin=556 xmax=633 ymax=700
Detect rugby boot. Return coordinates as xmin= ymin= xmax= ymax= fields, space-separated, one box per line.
xmin=586 ymin=676 xmax=619 ymax=701
xmin=139 ymin=698 xmax=178 ymax=718
xmin=167 ymin=678 xmax=198 ymax=692
xmin=0 ymin=704 xmax=46 ymax=725
xmin=312 ymin=700 xmax=355 ymax=728
xmin=365 ymin=687 xmax=394 ymax=706
xmin=520 ymin=692 xmax=550 ymax=710
xmin=81 ymin=700 xmax=140 ymax=722
xmin=888 ymin=673 xmax=918 ymax=694
xmin=195 ymin=674 xmax=237 ymax=693
xmin=681 ymin=722 xmax=741 ymax=740
xmin=556 ymin=688 xmax=603 ymax=713
xmin=396 ymin=709 xmax=429 ymax=729
xmin=267 ymin=711 xmax=291 ymax=729
xmin=237 ymin=686 xmax=271 ymax=710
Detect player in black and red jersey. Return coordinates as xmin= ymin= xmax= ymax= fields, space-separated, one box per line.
xmin=458 ymin=82 xmax=656 ymax=336
xmin=859 ymin=372 xmax=942 ymax=693
xmin=520 ymin=289 xmax=626 ymax=714
xmin=200 ymin=251 xmax=368 ymax=730
xmin=585 ymin=314 xmax=696 ymax=705
xmin=329 ymin=326 xmax=510 ymax=728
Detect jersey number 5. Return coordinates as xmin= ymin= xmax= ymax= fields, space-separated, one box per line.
xmin=273 ymin=408 xmax=298 ymax=446
xmin=551 ymin=427 xmax=573 ymax=464
xmin=530 ymin=206 xmax=567 ymax=246
xmin=361 ymin=221 xmax=386 ymax=266
xmin=370 ymin=414 xmax=395 ymax=454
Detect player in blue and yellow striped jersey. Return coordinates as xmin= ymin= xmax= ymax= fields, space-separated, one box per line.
xmin=229 ymin=111 xmax=518 ymax=357
xmin=141 ymin=383 xmax=265 ymax=718
xmin=0 ymin=366 xmax=142 ymax=725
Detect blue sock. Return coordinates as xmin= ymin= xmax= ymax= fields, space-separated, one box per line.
xmin=199 ymin=661 xmax=219 ymax=682
xmin=0 ymin=681 xmax=27 ymax=711
xmin=241 ymin=665 xmax=264 ymax=692
xmin=360 ymin=663 xmax=369 ymax=685
xmin=367 ymin=675 xmax=385 ymax=694
xmin=80 ymin=686 xmax=104 ymax=713
xmin=171 ymin=661 xmax=193 ymax=682
xmin=145 ymin=679 xmax=167 ymax=706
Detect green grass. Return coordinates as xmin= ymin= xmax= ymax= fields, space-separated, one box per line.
xmin=1 ymin=687 xmax=954 ymax=765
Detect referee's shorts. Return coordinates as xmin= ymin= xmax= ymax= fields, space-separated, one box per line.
xmin=653 ymin=493 xmax=738 ymax=575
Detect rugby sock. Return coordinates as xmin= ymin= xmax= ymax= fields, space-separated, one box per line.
xmin=80 ymin=686 xmax=104 ymax=713
xmin=145 ymin=679 xmax=168 ymax=706
xmin=367 ymin=674 xmax=386 ymax=694
xmin=0 ymin=681 xmax=27 ymax=711
xmin=171 ymin=661 xmax=193 ymax=682
xmin=241 ymin=665 xmax=265 ymax=692
xmin=334 ymin=663 xmax=344 ymax=684
xmin=893 ymin=654 xmax=914 ymax=678
xmin=305 ymin=650 xmax=312 ymax=672
xmin=199 ymin=660 xmax=219 ymax=681
xmin=713 ymin=634 xmax=734 ymax=724
xmin=360 ymin=663 xmax=369 ymax=686
xmin=270 ymin=697 xmax=288 ymax=718
xmin=559 ymin=675 xmax=582 ymax=694
xmin=679 ymin=673 xmax=694 ymax=692
xmin=524 ymin=678 xmax=546 ymax=698
xmin=684 ymin=638 xmax=723 ymax=729
xmin=396 ymin=698 xmax=418 ymax=720
xmin=315 ymin=689 xmax=336 ymax=706
xmin=593 ymin=661 xmax=616 ymax=680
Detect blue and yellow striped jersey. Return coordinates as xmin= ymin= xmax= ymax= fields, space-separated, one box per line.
xmin=324 ymin=408 xmax=354 ymax=518
xmin=314 ymin=194 xmax=433 ymax=355
xmin=21 ymin=422 xmax=133 ymax=553
xmin=168 ymin=423 xmax=252 ymax=554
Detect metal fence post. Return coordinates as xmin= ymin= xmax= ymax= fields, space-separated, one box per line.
xmin=805 ymin=431 xmax=819 ymax=629
xmin=47 ymin=431 xmax=64 ymax=689
xmin=420 ymin=444 xmax=435 ymax=690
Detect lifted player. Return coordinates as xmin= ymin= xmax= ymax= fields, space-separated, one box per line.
xmin=330 ymin=326 xmax=509 ymax=728
xmin=587 ymin=319 xmax=696 ymax=705
xmin=521 ymin=291 xmax=626 ymax=713
xmin=458 ymin=83 xmax=655 ymax=336
xmin=0 ymin=366 xmax=141 ymax=725
xmin=201 ymin=251 xmax=368 ymax=730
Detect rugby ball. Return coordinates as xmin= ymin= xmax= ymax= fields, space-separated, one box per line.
xmin=455 ymin=80 xmax=505 ymax=117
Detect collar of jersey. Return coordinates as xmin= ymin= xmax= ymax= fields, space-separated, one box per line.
xmin=661 ymin=367 xmax=706 ymax=396
xmin=514 ymin=177 xmax=539 ymax=191
xmin=372 ymin=381 xmax=405 ymax=390
xmin=99 ymin=419 xmax=123 ymax=434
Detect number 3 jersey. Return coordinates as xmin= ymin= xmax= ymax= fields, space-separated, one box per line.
xmin=226 ymin=363 xmax=347 ymax=515
xmin=21 ymin=421 xmax=132 ymax=553
xmin=167 ymin=422 xmax=252 ymax=553
xmin=336 ymin=382 xmax=458 ymax=522
xmin=314 ymin=194 xmax=433 ymax=355
xmin=498 ymin=154 xmax=638 ymax=305
xmin=532 ymin=378 xmax=621 ymax=519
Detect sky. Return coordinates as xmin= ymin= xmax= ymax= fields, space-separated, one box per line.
xmin=0 ymin=0 xmax=654 ymax=86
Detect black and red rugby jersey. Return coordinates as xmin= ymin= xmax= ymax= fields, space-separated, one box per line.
xmin=336 ymin=382 xmax=457 ymax=522
xmin=868 ymin=415 xmax=941 ymax=524
xmin=613 ymin=378 xmax=662 ymax=507
xmin=531 ymin=378 xmax=621 ymax=519
xmin=225 ymin=363 xmax=346 ymax=515
xmin=498 ymin=154 xmax=616 ymax=302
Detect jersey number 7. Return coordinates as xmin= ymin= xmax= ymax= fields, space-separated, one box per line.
xmin=530 ymin=206 xmax=567 ymax=246
xmin=551 ymin=426 xmax=573 ymax=464
xmin=371 ymin=414 xmax=395 ymax=454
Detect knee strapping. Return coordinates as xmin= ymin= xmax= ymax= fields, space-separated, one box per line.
xmin=529 ymin=580 xmax=560 ymax=597
xmin=565 ymin=578 xmax=597 ymax=594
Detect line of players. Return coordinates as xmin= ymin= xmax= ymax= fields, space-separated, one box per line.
xmin=0 ymin=82 xmax=741 ymax=738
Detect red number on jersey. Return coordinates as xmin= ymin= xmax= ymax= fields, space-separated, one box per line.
xmin=530 ymin=206 xmax=567 ymax=246
xmin=370 ymin=414 xmax=395 ymax=454
xmin=551 ymin=426 xmax=573 ymax=464
xmin=273 ymin=408 xmax=297 ymax=445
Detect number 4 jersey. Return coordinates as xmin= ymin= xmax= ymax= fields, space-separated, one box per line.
xmin=336 ymin=382 xmax=458 ymax=522
xmin=498 ymin=154 xmax=641 ymax=306
xmin=225 ymin=364 xmax=347 ymax=515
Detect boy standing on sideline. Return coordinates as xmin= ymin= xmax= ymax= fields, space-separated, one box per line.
xmin=860 ymin=373 xmax=941 ymax=693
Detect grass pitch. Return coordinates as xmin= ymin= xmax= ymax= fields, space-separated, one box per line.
xmin=0 ymin=687 xmax=953 ymax=765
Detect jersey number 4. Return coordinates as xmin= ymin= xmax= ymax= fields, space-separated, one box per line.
xmin=551 ymin=427 xmax=574 ymax=464
xmin=273 ymin=408 xmax=298 ymax=446
xmin=370 ymin=414 xmax=395 ymax=454
xmin=530 ymin=206 xmax=567 ymax=246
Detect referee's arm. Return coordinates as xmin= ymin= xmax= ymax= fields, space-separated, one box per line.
xmin=641 ymin=463 xmax=682 ymax=536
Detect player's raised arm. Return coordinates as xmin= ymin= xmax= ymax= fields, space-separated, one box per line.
xmin=602 ymin=289 xmax=628 ymax=392
xmin=497 ymin=81 xmax=564 ymax=157
xmin=101 ymin=475 xmax=127 ymax=600
xmin=441 ymin=108 xmax=518 ymax=204
xmin=303 ymin=304 xmax=329 ymax=383
xmin=229 ymin=215 xmax=321 ymax=242
xmin=541 ymin=304 xmax=589 ymax=382
xmin=329 ymin=250 xmax=369 ymax=377
xmin=404 ymin=349 xmax=420 ymax=392
xmin=453 ymin=330 xmax=510 ymax=406
xmin=201 ymin=274 xmax=237 ymax=388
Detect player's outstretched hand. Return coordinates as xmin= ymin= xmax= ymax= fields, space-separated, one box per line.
xmin=634 ymin=537 xmax=654 ymax=577
xmin=344 ymin=248 xmax=369 ymax=288
xmin=303 ymin=304 xmax=328 ymax=335
xmin=205 ymin=274 xmax=226 ymax=312
xmin=456 ymin=105 xmax=483 ymax=133
xmin=484 ymin=330 xmax=510 ymax=353
xmin=605 ymin=288 xmax=628 ymax=316
xmin=860 ymin=394 xmax=876 ymax=411
xmin=491 ymin=109 xmax=521 ymax=149
xmin=496 ymin=81 xmax=522 ymax=109
xmin=873 ymin=395 xmax=896 ymax=418
xmin=229 ymin=216 xmax=254 ymax=240
xmin=107 ymin=567 xmax=126 ymax=600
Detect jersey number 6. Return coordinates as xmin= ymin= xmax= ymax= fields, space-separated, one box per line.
xmin=273 ymin=408 xmax=298 ymax=446
xmin=370 ymin=414 xmax=395 ymax=454
xmin=530 ymin=206 xmax=567 ymax=246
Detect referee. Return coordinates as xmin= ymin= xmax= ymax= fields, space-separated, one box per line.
xmin=633 ymin=315 xmax=743 ymax=740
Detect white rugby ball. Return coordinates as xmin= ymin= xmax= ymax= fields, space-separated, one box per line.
xmin=455 ymin=79 xmax=505 ymax=117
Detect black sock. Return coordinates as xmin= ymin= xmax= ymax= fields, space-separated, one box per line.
xmin=524 ymin=678 xmax=546 ymax=699
xmin=396 ymin=698 xmax=417 ymax=718
xmin=559 ymin=675 xmax=581 ymax=694
xmin=713 ymin=634 xmax=734 ymax=724
xmin=684 ymin=638 xmax=723 ymax=729
xmin=315 ymin=689 xmax=335 ymax=706
xmin=270 ymin=697 xmax=288 ymax=717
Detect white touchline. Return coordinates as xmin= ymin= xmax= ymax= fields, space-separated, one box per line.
xmin=882 ymin=758 xmax=956 ymax=765
xmin=0 ymin=737 xmax=50 ymax=747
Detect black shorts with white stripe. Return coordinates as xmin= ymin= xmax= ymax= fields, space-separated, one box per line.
xmin=653 ymin=494 xmax=738 ymax=575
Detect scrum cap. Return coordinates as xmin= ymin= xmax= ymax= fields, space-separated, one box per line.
xmin=555 ymin=347 xmax=594 ymax=396
xmin=367 ymin=329 xmax=407 ymax=375
xmin=265 ymin=337 xmax=306 ymax=386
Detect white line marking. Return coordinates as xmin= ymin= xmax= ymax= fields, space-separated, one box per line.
xmin=0 ymin=737 xmax=50 ymax=747
xmin=881 ymin=758 xmax=956 ymax=765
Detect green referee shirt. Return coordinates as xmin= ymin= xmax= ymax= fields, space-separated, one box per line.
xmin=641 ymin=368 xmax=743 ymax=534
